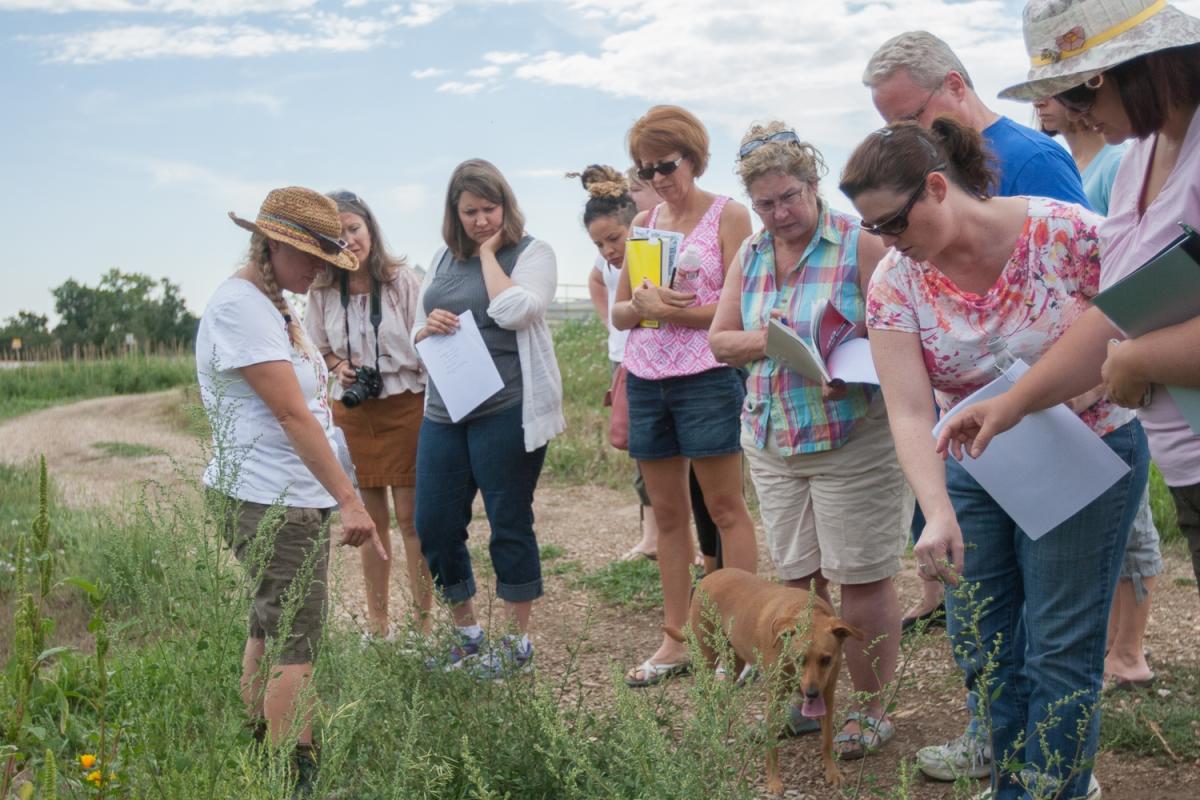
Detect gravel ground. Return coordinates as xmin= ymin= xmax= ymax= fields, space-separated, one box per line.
xmin=2 ymin=390 xmax=1197 ymax=798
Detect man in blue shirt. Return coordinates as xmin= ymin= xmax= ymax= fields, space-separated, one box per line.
xmin=864 ymin=30 xmax=1090 ymax=205
xmin=861 ymin=29 xmax=1093 ymax=787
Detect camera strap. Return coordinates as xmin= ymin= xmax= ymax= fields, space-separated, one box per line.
xmin=339 ymin=271 xmax=382 ymax=371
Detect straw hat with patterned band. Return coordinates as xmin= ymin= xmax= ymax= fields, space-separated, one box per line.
xmin=229 ymin=186 xmax=358 ymax=272
xmin=1000 ymin=0 xmax=1200 ymax=102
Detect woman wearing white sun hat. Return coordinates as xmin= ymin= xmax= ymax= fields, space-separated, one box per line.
xmin=938 ymin=3 xmax=1200 ymax=795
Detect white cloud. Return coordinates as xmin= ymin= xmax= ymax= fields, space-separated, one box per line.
xmin=514 ymin=0 xmax=1026 ymax=138
xmin=386 ymin=1 xmax=448 ymax=27
xmin=410 ymin=66 xmax=447 ymax=79
xmin=382 ymin=181 xmax=428 ymax=212
xmin=482 ymin=49 xmax=526 ymax=65
xmin=465 ymin=64 xmax=500 ymax=79
xmin=163 ymin=89 xmax=285 ymax=115
xmin=36 ymin=14 xmax=392 ymax=62
xmin=120 ymin=154 xmax=275 ymax=214
xmin=435 ymin=79 xmax=486 ymax=95
xmin=0 ymin=1 xmax=319 ymax=14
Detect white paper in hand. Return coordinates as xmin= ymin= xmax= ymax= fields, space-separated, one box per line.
xmin=415 ymin=309 xmax=504 ymax=422
xmin=933 ymin=360 xmax=1130 ymax=540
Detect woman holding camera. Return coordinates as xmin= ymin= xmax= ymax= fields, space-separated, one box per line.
xmin=306 ymin=190 xmax=433 ymax=641
xmin=413 ymin=158 xmax=564 ymax=679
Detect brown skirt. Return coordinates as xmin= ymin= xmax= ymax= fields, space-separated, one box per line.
xmin=332 ymin=391 xmax=424 ymax=488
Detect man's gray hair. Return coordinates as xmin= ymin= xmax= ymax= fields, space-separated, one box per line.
xmin=862 ymin=30 xmax=974 ymax=90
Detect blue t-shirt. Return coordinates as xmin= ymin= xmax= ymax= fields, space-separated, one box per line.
xmin=982 ymin=116 xmax=1091 ymax=209
xmin=1080 ymin=144 xmax=1126 ymax=216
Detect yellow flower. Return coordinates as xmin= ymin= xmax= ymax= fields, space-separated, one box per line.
xmin=79 ymin=754 xmax=97 ymax=770
xmin=86 ymin=770 xmax=102 ymax=786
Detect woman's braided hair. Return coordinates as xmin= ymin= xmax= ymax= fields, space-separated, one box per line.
xmin=247 ymin=232 xmax=312 ymax=352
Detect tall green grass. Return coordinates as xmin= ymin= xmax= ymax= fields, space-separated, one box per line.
xmin=0 ymin=355 xmax=194 ymax=422
xmin=544 ymin=318 xmax=631 ymax=490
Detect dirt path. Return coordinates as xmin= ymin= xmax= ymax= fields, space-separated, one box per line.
xmin=2 ymin=392 xmax=1197 ymax=799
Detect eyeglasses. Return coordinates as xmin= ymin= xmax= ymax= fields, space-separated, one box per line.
xmin=751 ymin=186 xmax=807 ymax=216
xmin=738 ymin=130 xmax=801 ymax=159
xmin=859 ymin=165 xmax=945 ymax=237
xmin=636 ymin=157 xmax=684 ymax=181
xmin=898 ymin=85 xmax=940 ymax=123
xmin=293 ymin=221 xmax=350 ymax=254
xmin=1053 ymin=81 xmax=1099 ymax=114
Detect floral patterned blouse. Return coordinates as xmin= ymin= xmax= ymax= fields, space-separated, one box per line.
xmin=866 ymin=197 xmax=1132 ymax=437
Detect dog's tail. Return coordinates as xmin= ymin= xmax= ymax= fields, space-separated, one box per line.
xmin=662 ymin=625 xmax=686 ymax=644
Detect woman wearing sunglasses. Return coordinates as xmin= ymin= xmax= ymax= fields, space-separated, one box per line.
xmin=709 ymin=122 xmax=909 ymax=758
xmin=841 ymin=118 xmax=1147 ymax=799
xmin=939 ymin=0 xmax=1200 ymax=604
xmin=610 ymin=104 xmax=755 ymax=687
xmin=200 ymin=187 xmax=385 ymax=796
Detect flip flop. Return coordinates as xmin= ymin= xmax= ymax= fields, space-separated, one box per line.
xmin=834 ymin=712 xmax=895 ymax=760
xmin=624 ymin=659 xmax=690 ymax=688
xmin=1103 ymin=672 xmax=1156 ymax=693
xmin=620 ymin=547 xmax=657 ymax=562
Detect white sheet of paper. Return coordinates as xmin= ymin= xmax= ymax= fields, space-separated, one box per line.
xmin=415 ymin=309 xmax=504 ymax=423
xmin=826 ymin=338 xmax=879 ymax=385
xmin=933 ymin=361 xmax=1130 ymax=540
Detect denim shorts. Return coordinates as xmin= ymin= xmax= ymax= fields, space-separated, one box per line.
xmin=626 ymin=367 xmax=745 ymax=461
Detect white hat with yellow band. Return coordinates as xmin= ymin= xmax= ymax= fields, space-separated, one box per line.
xmin=1000 ymin=0 xmax=1200 ymax=101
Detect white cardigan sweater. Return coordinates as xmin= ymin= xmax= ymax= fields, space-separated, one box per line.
xmin=412 ymin=238 xmax=566 ymax=452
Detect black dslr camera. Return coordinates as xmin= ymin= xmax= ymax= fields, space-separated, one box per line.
xmin=341 ymin=365 xmax=383 ymax=408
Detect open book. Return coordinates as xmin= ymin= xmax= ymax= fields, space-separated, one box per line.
xmin=1091 ymin=222 xmax=1200 ymax=434
xmin=933 ymin=360 xmax=1130 ymax=540
xmin=765 ymin=299 xmax=878 ymax=384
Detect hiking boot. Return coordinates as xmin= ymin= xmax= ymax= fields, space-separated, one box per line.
xmin=424 ymin=628 xmax=485 ymax=671
xmin=291 ymin=743 xmax=319 ymax=799
xmin=472 ymin=634 xmax=534 ymax=681
xmin=916 ymin=731 xmax=993 ymax=781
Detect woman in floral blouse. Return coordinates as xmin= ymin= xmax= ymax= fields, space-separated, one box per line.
xmin=840 ymin=118 xmax=1147 ymax=799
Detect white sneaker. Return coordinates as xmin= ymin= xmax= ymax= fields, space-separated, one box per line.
xmin=974 ymin=773 xmax=1101 ymax=799
xmin=916 ymin=731 xmax=992 ymax=781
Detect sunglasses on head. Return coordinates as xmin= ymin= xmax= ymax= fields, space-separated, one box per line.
xmin=738 ymin=130 xmax=801 ymax=159
xmin=1053 ymin=74 xmax=1104 ymax=115
xmin=859 ymin=164 xmax=946 ymax=237
xmin=295 ymin=221 xmax=350 ymax=255
xmin=636 ymin=157 xmax=684 ymax=181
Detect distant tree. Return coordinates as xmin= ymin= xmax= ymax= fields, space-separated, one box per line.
xmin=0 ymin=310 xmax=54 ymax=351
xmin=52 ymin=269 xmax=199 ymax=350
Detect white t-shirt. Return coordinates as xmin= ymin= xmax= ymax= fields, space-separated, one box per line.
xmin=597 ymin=254 xmax=629 ymax=363
xmin=196 ymin=278 xmax=338 ymax=507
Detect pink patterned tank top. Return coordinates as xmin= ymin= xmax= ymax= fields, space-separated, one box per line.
xmin=623 ymin=195 xmax=729 ymax=380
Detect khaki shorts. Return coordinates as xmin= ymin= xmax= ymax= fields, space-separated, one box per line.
xmin=217 ymin=494 xmax=331 ymax=665
xmin=742 ymin=396 xmax=912 ymax=585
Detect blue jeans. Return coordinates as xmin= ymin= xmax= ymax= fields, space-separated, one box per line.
xmin=945 ymin=420 xmax=1148 ymax=799
xmin=414 ymin=404 xmax=547 ymax=604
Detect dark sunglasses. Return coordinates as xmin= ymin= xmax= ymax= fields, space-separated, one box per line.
xmin=860 ymin=165 xmax=945 ymax=237
xmin=293 ymin=220 xmax=349 ymax=254
xmin=1053 ymin=83 xmax=1098 ymax=114
xmin=636 ymin=157 xmax=684 ymax=181
xmin=738 ymin=130 xmax=801 ymax=159
xmin=1054 ymin=73 xmax=1104 ymax=114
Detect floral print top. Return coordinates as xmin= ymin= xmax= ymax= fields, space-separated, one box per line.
xmin=867 ymin=197 xmax=1132 ymax=437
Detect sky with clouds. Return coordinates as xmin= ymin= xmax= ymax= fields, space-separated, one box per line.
xmin=5 ymin=0 xmax=1198 ymax=323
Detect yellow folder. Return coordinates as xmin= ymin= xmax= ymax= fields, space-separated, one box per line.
xmin=625 ymin=238 xmax=664 ymax=329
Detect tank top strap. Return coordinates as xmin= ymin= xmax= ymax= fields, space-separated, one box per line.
xmin=646 ymin=202 xmax=663 ymax=228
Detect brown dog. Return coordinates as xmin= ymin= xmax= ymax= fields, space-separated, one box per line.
xmin=664 ymin=568 xmax=864 ymax=795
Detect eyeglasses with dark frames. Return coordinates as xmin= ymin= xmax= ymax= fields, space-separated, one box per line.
xmin=859 ymin=164 xmax=946 ymax=237
xmin=636 ymin=157 xmax=685 ymax=181
xmin=738 ymin=130 xmax=802 ymax=160
xmin=751 ymin=186 xmax=807 ymax=217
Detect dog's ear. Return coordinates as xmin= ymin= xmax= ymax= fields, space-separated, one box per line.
xmin=828 ymin=619 xmax=866 ymax=642
xmin=771 ymin=615 xmax=802 ymax=644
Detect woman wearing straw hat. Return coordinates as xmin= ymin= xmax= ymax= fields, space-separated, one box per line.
xmin=939 ymin=0 xmax=1200 ymax=610
xmin=198 ymin=186 xmax=384 ymax=796
xmin=305 ymin=190 xmax=434 ymax=644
